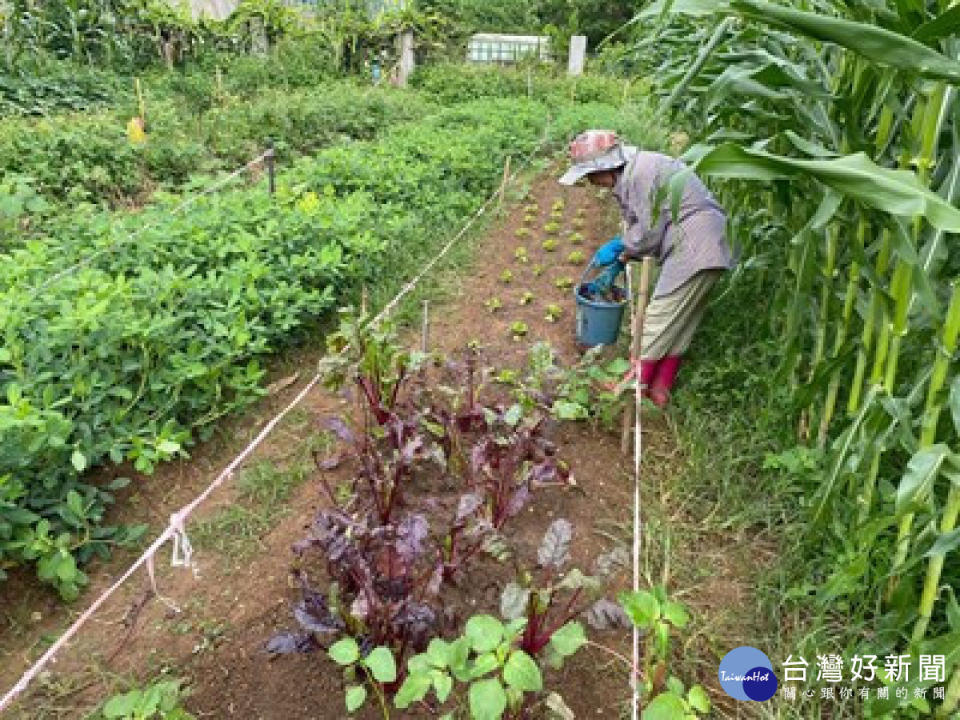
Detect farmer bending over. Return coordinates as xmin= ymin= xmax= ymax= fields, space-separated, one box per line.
xmin=559 ymin=129 xmax=734 ymax=408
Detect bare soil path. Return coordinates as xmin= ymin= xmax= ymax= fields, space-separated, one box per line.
xmin=1 ymin=169 xmax=766 ymax=719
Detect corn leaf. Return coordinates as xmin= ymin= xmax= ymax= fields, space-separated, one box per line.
xmin=896 ymin=445 xmax=950 ymax=516
xmin=706 ymin=61 xmax=831 ymax=108
xmin=685 ymin=143 xmax=960 ymax=232
xmin=640 ymin=0 xmax=730 ymax=19
xmin=731 ymin=0 xmax=960 ymax=83
xmin=925 ymin=528 xmax=960 ymax=559
xmin=912 ymin=6 xmax=960 ymax=43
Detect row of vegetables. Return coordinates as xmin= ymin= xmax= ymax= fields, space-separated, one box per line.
xmin=0 ymin=87 xmax=662 ymax=599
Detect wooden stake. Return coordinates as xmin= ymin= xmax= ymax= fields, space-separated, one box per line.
xmin=421 ymin=300 xmax=430 ymax=353
xmin=499 ymin=155 xmax=512 ymax=209
xmin=361 ymin=286 xmax=368 ymax=317
xmin=621 ymin=257 xmax=654 ymax=455
xmin=265 ymin=140 xmax=276 ymax=196
xmin=135 ymin=77 xmax=146 ymax=126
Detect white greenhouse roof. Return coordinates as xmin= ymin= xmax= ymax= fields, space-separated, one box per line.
xmin=469 ymin=33 xmax=551 ymax=44
xmin=467 ymin=33 xmax=551 ymax=63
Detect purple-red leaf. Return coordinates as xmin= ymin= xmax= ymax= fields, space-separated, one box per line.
xmin=396 ymin=514 xmax=429 ymax=563
xmin=265 ymin=632 xmax=318 ymax=655
xmin=350 ymin=593 xmax=370 ymax=621
xmin=538 ymin=519 xmax=572 ymax=569
xmin=586 ymin=599 xmax=631 ymax=630
xmin=400 ymin=436 xmax=425 ymax=463
xmin=504 ymin=484 xmax=530 ymax=519
xmin=456 ymin=492 xmax=484 ymax=522
xmin=294 ymin=593 xmax=342 ymax=634
xmin=317 ymin=454 xmax=343 ymax=470
xmin=529 ymin=462 xmax=557 ymax=487
xmin=325 ymin=416 xmax=355 ymax=443
xmin=425 ymin=561 xmax=444 ymax=597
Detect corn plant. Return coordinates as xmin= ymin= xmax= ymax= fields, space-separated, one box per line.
xmin=618 ymin=0 xmax=960 ymax=714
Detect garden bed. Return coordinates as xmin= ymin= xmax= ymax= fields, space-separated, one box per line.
xmin=4 ymin=172 xmax=688 ymax=718
xmin=2 ymin=170 xmax=759 ymax=719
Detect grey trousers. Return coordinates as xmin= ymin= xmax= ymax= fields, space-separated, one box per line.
xmin=640 ymin=269 xmax=722 ymax=360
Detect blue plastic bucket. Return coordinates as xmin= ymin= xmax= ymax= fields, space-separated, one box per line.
xmin=574 ymin=268 xmax=627 ymax=346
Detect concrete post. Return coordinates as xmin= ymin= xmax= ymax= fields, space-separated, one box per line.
xmin=250 ymin=16 xmax=269 ymax=56
xmin=568 ymin=34 xmax=587 ymax=76
xmin=397 ymin=30 xmax=415 ymax=87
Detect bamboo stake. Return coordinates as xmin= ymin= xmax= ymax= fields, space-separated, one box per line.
xmin=135 ymin=77 xmax=145 ymax=121
xmin=629 ymin=257 xmax=653 ymax=720
xmin=622 ymin=258 xmax=654 ymax=455
xmin=421 ymin=300 xmax=430 ymax=353
xmin=265 ymin=140 xmax=276 ymax=196
xmin=498 ymin=156 xmax=512 ymax=209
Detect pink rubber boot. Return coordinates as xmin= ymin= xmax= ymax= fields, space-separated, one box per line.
xmin=649 ymin=355 xmax=683 ymax=408
xmin=639 ymin=359 xmax=659 ymax=398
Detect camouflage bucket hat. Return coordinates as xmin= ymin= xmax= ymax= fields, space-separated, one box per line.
xmin=558 ymin=129 xmax=630 ymax=185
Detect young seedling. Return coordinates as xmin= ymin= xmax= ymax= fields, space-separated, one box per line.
xmin=532 ymin=264 xmax=544 ymax=277
xmin=394 ymin=615 xmax=562 ymax=718
xmin=514 ymin=247 xmax=529 ymax=263
xmin=541 ymin=238 xmax=557 ymax=252
xmin=567 ymin=231 xmax=584 ymax=244
xmin=524 ymin=203 xmax=539 ymax=214
xmin=515 ymin=226 xmax=532 ymax=238
xmin=552 ymin=199 xmax=565 ymax=212
xmin=554 ymin=277 xmax=573 ymax=290
xmin=567 ymin=250 xmax=586 ymax=265
xmin=500 ymin=270 xmax=514 ymax=284
xmin=494 ymin=369 xmax=520 ymax=385
xmin=543 ymin=221 xmax=561 ymax=235
xmin=519 ymin=291 xmax=534 ymax=306
xmin=550 ymin=209 xmax=564 ymax=221
xmin=327 ymin=638 xmax=396 ymax=715
xmin=572 ymin=217 xmax=585 ymax=230
xmin=575 ymin=207 xmax=586 ymax=217
xmin=523 ymin=213 xmax=537 ymax=225
xmin=510 ymin=321 xmax=529 ymax=340
xmin=614 ymin=588 xmax=710 ymax=717
xmin=545 ymin=304 xmax=563 ymax=322
xmin=486 ymin=297 xmax=503 ymax=313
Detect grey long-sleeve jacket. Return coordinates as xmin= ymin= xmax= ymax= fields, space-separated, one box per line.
xmin=612 ymin=148 xmax=734 ymax=298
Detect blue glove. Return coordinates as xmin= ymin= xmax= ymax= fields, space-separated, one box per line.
xmin=593 ymin=260 xmax=625 ymax=293
xmin=592 ymin=235 xmax=624 ymax=267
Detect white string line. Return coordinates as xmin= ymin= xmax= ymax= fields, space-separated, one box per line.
xmin=632 ymin=345 xmax=643 ymax=720
xmin=0 ymin=130 xmax=553 ymax=716
xmin=25 ymin=150 xmax=270 ymax=297
xmin=627 ymin=266 xmax=642 ymax=720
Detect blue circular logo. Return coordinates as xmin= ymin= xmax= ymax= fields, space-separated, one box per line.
xmin=718 ymin=647 xmax=778 ymax=701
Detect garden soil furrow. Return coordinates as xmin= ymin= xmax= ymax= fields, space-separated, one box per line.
xmin=1 ymin=171 xmax=761 ymax=719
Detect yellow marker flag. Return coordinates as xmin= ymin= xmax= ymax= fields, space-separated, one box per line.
xmin=127 ymin=116 xmax=146 ymax=144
